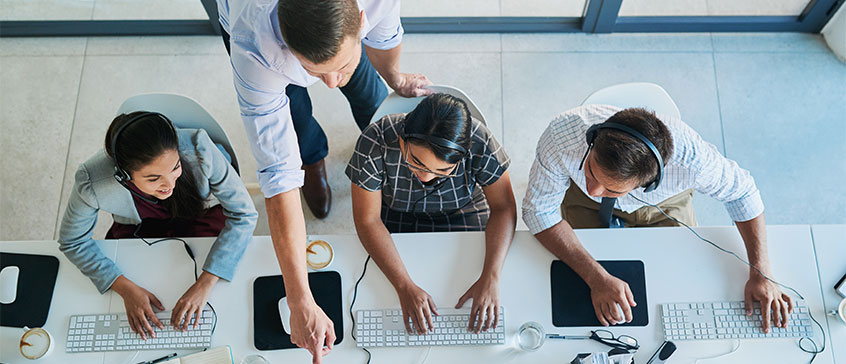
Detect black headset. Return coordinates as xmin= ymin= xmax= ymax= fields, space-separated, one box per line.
xmin=110 ymin=111 xmax=176 ymax=204
xmin=579 ymin=121 xmax=664 ymax=193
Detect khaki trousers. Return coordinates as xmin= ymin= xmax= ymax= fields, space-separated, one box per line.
xmin=561 ymin=180 xmax=698 ymax=229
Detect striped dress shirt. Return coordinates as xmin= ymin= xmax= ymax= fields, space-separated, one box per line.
xmin=522 ymin=104 xmax=764 ymax=235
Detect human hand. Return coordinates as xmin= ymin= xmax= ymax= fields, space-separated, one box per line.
xmin=288 ymin=299 xmax=335 ymax=364
xmin=171 ymin=273 xmax=218 ymax=331
xmin=455 ymin=275 xmax=500 ymax=333
xmin=745 ymin=275 xmax=793 ymax=333
xmin=112 ymin=277 xmax=165 ymax=340
xmin=388 ymin=73 xmax=434 ymax=98
xmin=397 ymin=283 xmax=438 ymax=334
xmin=588 ymin=273 xmax=636 ymax=326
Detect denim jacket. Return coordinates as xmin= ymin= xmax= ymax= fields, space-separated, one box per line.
xmin=58 ymin=128 xmax=258 ymax=294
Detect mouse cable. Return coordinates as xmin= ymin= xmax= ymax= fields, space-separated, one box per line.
xmin=629 ymin=195 xmax=825 ymax=363
xmin=350 ymin=255 xmax=373 ymax=364
xmin=131 ymin=224 xmax=218 ymax=340
xmin=691 ymin=339 xmax=740 ymax=364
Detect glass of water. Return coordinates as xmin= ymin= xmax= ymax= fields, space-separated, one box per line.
xmin=516 ymin=321 xmax=546 ymax=351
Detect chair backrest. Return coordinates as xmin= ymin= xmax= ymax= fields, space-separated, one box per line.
xmin=117 ymin=93 xmax=240 ymax=174
xmin=581 ymin=82 xmax=681 ymax=120
xmin=370 ymin=85 xmax=487 ymax=125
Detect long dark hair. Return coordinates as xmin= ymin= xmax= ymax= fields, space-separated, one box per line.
xmin=104 ymin=112 xmax=206 ymax=219
xmin=403 ymin=93 xmax=473 ymax=164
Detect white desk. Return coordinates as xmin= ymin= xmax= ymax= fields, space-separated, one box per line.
xmin=812 ymin=224 xmax=846 ymax=364
xmin=0 ymin=226 xmax=837 ymax=364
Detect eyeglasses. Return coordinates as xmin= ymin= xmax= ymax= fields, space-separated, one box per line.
xmin=589 ymin=330 xmax=639 ymax=351
xmin=401 ymin=141 xmax=459 ymax=178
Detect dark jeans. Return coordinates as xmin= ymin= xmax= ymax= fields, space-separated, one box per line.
xmin=221 ymin=29 xmax=389 ymax=165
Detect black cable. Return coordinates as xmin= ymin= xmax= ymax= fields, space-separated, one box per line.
xmin=131 ymin=224 xmax=219 ymax=346
xmin=629 ymin=195 xmax=825 ymax=363
xmin=350 ymin=255 xmax=373 ymax=364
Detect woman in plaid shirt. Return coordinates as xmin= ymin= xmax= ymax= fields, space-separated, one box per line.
xmin=346 ymin=93 xmax=516 ymax=337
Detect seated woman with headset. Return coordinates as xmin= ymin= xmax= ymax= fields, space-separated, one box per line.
xmin=346 ymin=93 xmax=516 ymax=335
xmin=58 ymin=112 xmax=257 ymax=339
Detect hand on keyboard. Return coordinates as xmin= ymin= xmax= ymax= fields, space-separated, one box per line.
xmin=171 ymin=272 xmax=218 ymax=331
xmin=397 ymin=283 xmax=439 ymax=334
xmin=455 ymin=276 xmax=500 ymax=334
xmin=110 ymin=275 xmax=165 ymax=340
xmin=744 ymin=275 xmax=794 ymax=333
xmin=587 ymin=273 xmax=636 ymax=326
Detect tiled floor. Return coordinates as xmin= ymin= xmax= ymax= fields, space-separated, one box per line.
xmin=0 ymin=32 xmax=844 ymax=241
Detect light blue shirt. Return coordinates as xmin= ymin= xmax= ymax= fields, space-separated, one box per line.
xmin=218 ymin=0 xmax=403 ymax=198
xmin=522 ymin=104 xmax=765 ymax=235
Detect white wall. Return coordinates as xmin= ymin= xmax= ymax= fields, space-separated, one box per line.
xmin=822 ymin=2 xmax=846 ymax=62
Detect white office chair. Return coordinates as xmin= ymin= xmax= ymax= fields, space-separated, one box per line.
xmin=581 ymin=82 xmax=681 ymax=119
xmin=117 ymin=93 xmax=241 ymax=175
xmin=370 ymin=85 xmax=487 ymax=125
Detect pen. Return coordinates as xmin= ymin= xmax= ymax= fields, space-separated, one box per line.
xmin=137 ymin=352 xmax=177 ymax=364
xmin=545 ymin=334 xmax=590 ymax=340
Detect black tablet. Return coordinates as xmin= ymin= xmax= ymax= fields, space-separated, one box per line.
xmin=550 ymin=260 xmax=649 ymax=327
xmin=253 ymin=271 xmax=343 ymax=350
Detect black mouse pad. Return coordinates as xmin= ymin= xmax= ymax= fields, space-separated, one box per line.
xmin=0 ymin=253 xmax=60 ymax=328
xmin=550 ymin=260 xmax=648 ymax=327
xmin=253 ymin=271 xmax=343 ymax=350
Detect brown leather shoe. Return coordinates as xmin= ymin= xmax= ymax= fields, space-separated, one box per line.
xmin=301 ymin=158 xmax=331 ymax=219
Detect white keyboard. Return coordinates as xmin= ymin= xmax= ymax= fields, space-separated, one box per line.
xmin=65 ymin=310 xmax=215 ymax=352
xmin=661 ymin=301 xmax=813 ymax=341
xmin=354 ymin=308 xmax=505 ymax=348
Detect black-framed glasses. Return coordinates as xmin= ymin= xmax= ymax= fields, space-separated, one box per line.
xmin=401 ymin=141 xmax=460 ymax=178
xmin=589 ymin=330 xmax=639 ymax=351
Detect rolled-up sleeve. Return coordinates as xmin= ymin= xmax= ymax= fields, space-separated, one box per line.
xmin=521 ymin=128 xmax=573 ymax=235
xmin=688 ymin=132 xmax=764 ymax=222
xmin=362 ymin=0 xmax=403 ymax=50
xmin=230 ymin=42 xmax=304 ymax=198
xmin=58 ymin=166 xmax=123 ymax=294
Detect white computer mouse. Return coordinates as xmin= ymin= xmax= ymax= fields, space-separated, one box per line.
xmin=612 ymin=303 xmax=626 ymax=325
xmin=278 ymin=296 xmax=291 ymax=335
xmin=0 ymin=265 xmax=20 ymax=304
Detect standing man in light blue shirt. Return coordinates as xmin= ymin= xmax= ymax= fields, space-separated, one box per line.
xmin=216 ymin=0 xmax=431 ymax=362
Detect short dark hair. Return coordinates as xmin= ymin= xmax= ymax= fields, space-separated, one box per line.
xmin=403 ymin=93 xmax=473 ymax=164
xmin=592 ymin=108 xmax=673 ymax=187
xmin=105 ymin=112 xmax=206 ymax=220
xmin=277 ymin=0 xmax=360 ymax=64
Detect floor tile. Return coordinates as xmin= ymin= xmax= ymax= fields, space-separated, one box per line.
xmin=500 ymin=0 xmax=586 ymax=17
xmin=501 ymin=33 xmax=713 ymax=53
xmin=501 ymin=52 xmax=727 ymax=229
xmin=402 ymin=34 xmax=501 ymax=53
xmin=715 ymin=52 xmax=846 ymax=224
xmin=91 ymin=0 xmax=207 ymax=20
xmin=0 ymin=0 xmax=94 ymax=20
xmin=401 ymin=0 xmax=499 ymax=17
xmin=85 ymin=35 xmax=226 ymax=56
xmin=0 ymin=37 xmax=88 ymax=56
xmin=711 ymin=33 xmax=831 ymax=53
xmin=54 ymin=54 xmax=254 ymax=238
xmin=0 ymin=56 xmax=83 ymax=240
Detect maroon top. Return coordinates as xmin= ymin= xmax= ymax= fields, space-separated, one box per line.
xmin=106 ymin=182 xmax=226 ymax=239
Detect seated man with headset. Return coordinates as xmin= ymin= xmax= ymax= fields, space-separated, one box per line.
xmin=522 ymin=104 xmax=791 ymax=333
